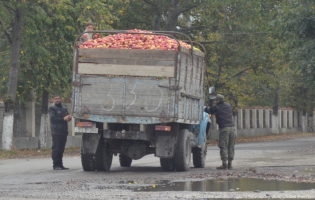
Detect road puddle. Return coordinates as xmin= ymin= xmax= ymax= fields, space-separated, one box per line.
xmin=134 ymin=178 xmax=315 ymax=192
xmin=26 ymin=181 xmax=61 ymax=185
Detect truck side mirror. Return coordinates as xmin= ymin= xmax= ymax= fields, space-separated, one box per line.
xmin=208 ymin=87 xmax=216 ymax=99
xmin=208 ymin=86 xmax=215 ymax=94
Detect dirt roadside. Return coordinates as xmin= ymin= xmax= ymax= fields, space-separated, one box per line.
xmin=1 ymin=132 xmax=315 ymax=159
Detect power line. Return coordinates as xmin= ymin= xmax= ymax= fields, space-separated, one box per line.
xmin=199 ymin=32 xmax=272 ymax=44
xmin=214 ymin=31 xmax=271 ymax=35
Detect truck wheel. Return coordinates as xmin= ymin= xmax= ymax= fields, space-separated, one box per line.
xmin=193 ymin=142 xmax=207 ymax=168
xmin=119 ymin=154 xmax=132 ymax=167
xmin=174 ymin=129 xmax=191 ymax=171
xmin=95 ymin=141 xmax=113 ymax=171
xmin=160 ymin=158 xmax=175 ymax=171
xmin=81 ymin=143 xmax=95 ymax=171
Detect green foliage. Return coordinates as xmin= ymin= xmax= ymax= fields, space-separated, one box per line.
xmin=273 ymin=0 xmax=315 ymax=112
xmin=111 ymin=0 xmax=208 ymax=32
xmin=197 ymin=0 xmax=281 ymax=107
xmin=1 ymin=0 xmax=315 ymax=113
xmin=0 ymin=0 xmax=117 ymax=104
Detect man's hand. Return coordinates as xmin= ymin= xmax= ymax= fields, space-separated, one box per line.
xmin=64 ymin=115 xmax=72 ymax=122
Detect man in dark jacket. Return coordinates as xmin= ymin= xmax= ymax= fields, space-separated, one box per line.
xmin=49 ymin=95 xmax=72 ymax=170
xmin=204 ymin=94 xmax=236 ymax=170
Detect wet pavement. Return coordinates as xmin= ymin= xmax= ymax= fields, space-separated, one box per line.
xmin=1 ymin=137 xmax=315 ymax=199
xmin=135 ymin=178 xmax=315 ymax=192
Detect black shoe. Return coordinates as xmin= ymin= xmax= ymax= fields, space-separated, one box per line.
xmin=61 ymin=166 xmax=69 ymax=170
xmin=53 ymin=166 xmax=63 ymax=170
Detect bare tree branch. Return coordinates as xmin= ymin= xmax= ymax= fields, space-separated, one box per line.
xmin=0 ymin=18 xmax=12 ymax=44
xmin=3 ymin=4 xmax=15 ymax=12
xmin=119 ymin=18 xmax=152 ymax=26
xmin=177 ymin=5 xmax=198 ymax=15
xmin=142 ymin=0 xmax=154 ymax=6
xmin=218 ymin=67 xmax=251 ymax=88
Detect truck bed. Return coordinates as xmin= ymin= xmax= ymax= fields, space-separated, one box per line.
xmin=72 ymin=47 xmax=205 ymax=124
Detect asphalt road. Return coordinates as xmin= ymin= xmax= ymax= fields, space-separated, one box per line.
xmin=1 ymin=137 xmax=315 ymax=199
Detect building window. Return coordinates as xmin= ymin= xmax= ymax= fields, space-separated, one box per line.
xmin=256 ymin=110 xmax=260 ymax=128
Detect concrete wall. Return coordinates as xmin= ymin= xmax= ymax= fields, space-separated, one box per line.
xmin=0 ymin=101 xmax=314 ymax=150
xmin=208 ymin=107 xmax=312 ymax=140
xmin=0 ymin=101 xmax=76 ymax=150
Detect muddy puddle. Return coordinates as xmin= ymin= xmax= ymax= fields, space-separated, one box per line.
xmin=134 ymin=178 xmax=315 ymax=192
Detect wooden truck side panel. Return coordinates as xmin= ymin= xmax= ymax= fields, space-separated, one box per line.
xmin=77 ymin=76 xmax=175 ymax=118
xmin=72 ymin=48 xmax=205 ymax=124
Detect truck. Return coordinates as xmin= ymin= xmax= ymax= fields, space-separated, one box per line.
xmin=71 ymin=30 xmax=211 ymax=172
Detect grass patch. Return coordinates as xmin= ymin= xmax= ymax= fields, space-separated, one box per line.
xmin=0 ymin=146 xmax=80 ymax=159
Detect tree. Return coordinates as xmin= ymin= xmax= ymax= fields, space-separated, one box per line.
xmin=0 ymin=0 xmax=118 ymax=149
xmin=273 ymin=0 xmax=315 ymax=132
xmin=21 ymin=0 xmax=117 ymax=148
xmin=0 ymin=0 xmax=25 ymax=150
xmin=112 ymin=0 xmax=207 ymax=32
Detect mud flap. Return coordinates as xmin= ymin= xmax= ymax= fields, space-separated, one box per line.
xmin=82 ymin=133 xmax=101 ymax=155
xmin=156 ymin=135 xmax=176 ymax=158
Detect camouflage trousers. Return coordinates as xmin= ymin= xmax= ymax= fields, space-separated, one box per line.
xmin=218 ymin=127 xmax=237 ymax=162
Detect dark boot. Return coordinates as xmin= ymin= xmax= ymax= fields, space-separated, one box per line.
xmin=53 ymin=166 xmax=63 ymax=170
xmin=228 ymin=160 xmax=232 ymax=169
xmin=216 ymin=161 xmax=227 ymax=170
xmin=61 ymin=165 xmax=69 ymax=170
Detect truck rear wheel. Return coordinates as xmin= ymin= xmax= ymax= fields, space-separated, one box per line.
xmin=174 ymin=129 xmax=191 ymax=171
xmin=160 ymin=158 xmax=175 ymax=171
xmin=95 ymin=141 xmax=113 ymax=171
xmin=119 ymin=154 xmax=132 ymax=167
xmin=193 ymin=142 xmax=207 ymax=168
xmin=81 ymin=143 xmax=95 ymax=171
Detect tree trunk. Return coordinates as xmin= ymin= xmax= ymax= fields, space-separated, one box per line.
xmin=39 ymin=90 xmax=49 ymax=149
xmin=272 ymin=88 xmax=279 ymax=134
xmin=2 ymin=112 xmax=14 ymax=150
xmin=2 ymin=4 xmax=23 ymax=150
xmin=152 ymin=0 xmax=162 ymax=30
xmin=166 ymin=0 xmax=180 ymax=31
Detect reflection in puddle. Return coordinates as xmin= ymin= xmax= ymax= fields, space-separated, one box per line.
xmin=27 ymin=181 xmax=60 ymax=185
xmin=135 ymin=178 xmax=315 ymax=192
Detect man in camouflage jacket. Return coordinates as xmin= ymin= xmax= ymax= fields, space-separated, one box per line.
xmin=204 ymin=94 xmax=236 ymax=170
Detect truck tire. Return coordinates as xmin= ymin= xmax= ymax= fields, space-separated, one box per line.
xmin=81 ymin=143 xmax=95 ymax=171
xmin=160 ymin=158 xmax=175 ymax=171
xmin=119 ymin=154 xmax=132 ymax=167
xmin=193 ymin=142 xmax=207 ymax=168
xmin=95 ymin=141 xmax=113 ymax=171
xmin=174 ymin=129 xmax=191 ymax=171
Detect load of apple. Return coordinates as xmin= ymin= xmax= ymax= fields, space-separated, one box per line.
xmin=79 ymin=29 xmax=201 ymax=51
